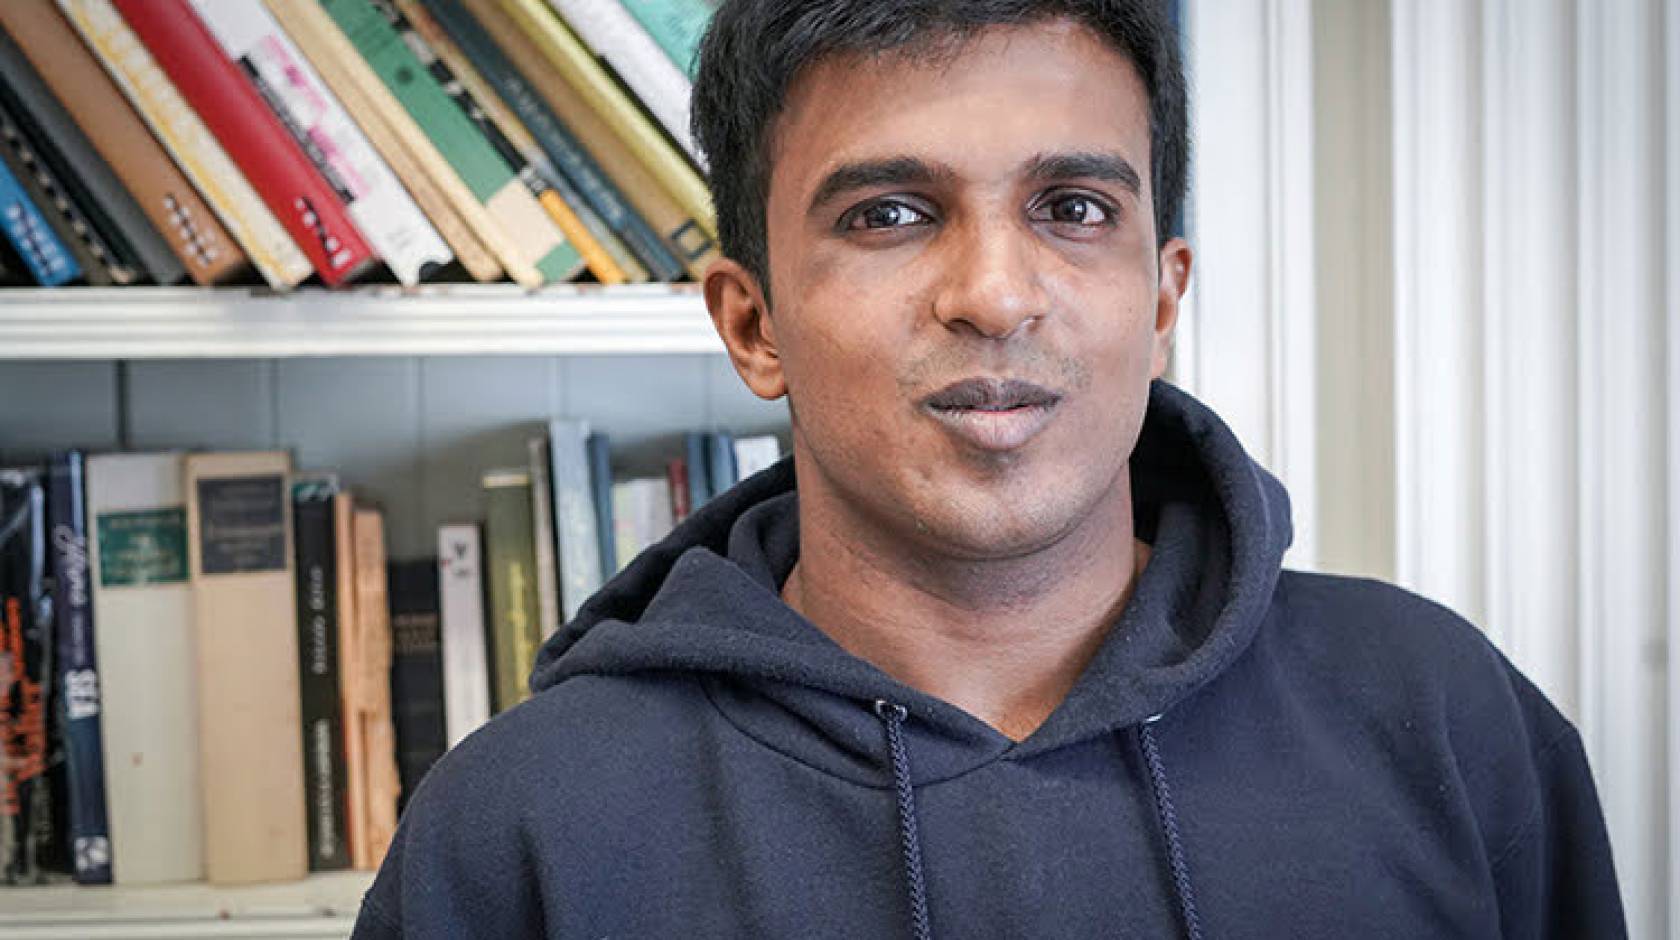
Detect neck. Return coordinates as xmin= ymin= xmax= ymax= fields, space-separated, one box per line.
xmin=781 ymin=461 xmax=1149 ymax=742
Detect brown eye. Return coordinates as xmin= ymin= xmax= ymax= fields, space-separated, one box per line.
xmin=1030 ymin=192 xmax=1115 ymax=226
xmin=846 ymin=200 xmax=931 ymax=230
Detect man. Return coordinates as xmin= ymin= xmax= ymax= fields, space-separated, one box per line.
xmin=354 ymin=2 xmax=1626 ymax=936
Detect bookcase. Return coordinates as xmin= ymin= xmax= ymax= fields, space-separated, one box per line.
xmin=0 ymin=282 xmax=784 ymax=937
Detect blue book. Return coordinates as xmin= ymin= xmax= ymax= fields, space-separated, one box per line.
xmin=684 ymin=432 xmax=711 ymax=510
xmin=585 ymin=432 xmax=616 ymax=584
xmin=46 ymin=451 xmax=112 ymax=884
xmin=0 ymin=156 xmax=77 ymax=286
xmin=705 ymin=432 xmax=738 ymax=502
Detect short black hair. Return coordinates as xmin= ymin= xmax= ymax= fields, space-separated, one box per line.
xmin=691 ymin=0 xmax=1189 ymax=294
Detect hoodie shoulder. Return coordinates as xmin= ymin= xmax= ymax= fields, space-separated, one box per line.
xmin=354 ymin=673 xmax=713 ymax=938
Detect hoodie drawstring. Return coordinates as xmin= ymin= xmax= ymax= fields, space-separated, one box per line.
xmin=1139 ymin=715 xmax=1205 ymax=940
xmin=875 ymin=700 xmax=934 ymax=940
xmin=873 ymin=702 xmax=1203 ymax=940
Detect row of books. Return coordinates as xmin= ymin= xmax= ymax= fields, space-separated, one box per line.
xmin=0 ymin=0 xmax=719 ymax=291
xmin=0 ymin=422 xmax=781 ymax=887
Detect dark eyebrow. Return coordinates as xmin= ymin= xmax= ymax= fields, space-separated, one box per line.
xmin=807 ymin=157 xmax=956 ymax=213
xmin=1024 ymin=151 xmax=1143 ymax=196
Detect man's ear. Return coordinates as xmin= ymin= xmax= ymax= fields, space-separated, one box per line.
xmin=704 ymin=257 xmax=787 ymax=401
xmin=1151 ymin=237 xmax=1193 ymax=381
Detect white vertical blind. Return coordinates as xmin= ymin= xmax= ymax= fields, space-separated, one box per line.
xmin=1192 ymin=0 xmax=1675 ymax=933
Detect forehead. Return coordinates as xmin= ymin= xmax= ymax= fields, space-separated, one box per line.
xmin=767 ymin=19 xmax=1152 ymax=199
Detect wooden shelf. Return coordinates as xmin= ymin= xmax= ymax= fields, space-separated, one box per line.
xmin=0 ymin=283 xmax=722 ymax=360
xmin=0 ymin=870 xmax=373 ymax=939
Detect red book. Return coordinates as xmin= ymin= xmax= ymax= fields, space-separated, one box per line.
xmin=112 ymin=0 xmax=374 ymax=286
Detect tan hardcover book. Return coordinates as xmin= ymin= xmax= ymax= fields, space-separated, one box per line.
xmin=262 ymin=0 xmax=505 ymax=283
xmin=57 ymin=0 xmax=313 ymax=289
xmin=465 ymin=0 xmax=718 ymax=279
xmin=351 ymin=505 xmax=401 ymax=869
xmin=183 ymin=451 xmax=307 ymax=885
xmin=0 ymin=1 xmax=248 ymax=285
xmin=330 ymin=490 xmax=371 ymax=868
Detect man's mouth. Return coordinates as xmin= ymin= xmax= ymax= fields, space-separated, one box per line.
xmin=920 ymin=378 xmax=1063 ymax=451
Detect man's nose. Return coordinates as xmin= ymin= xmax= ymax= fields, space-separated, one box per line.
xmin=930 ymin=218 xmax=1050 ymax=340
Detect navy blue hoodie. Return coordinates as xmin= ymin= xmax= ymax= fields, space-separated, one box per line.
xmin=353 ymin=380 xmax=1625 ymax=938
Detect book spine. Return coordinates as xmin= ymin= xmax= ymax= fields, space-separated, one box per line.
xmin=526 ymin=437 xmax=561 ymax=640
xmin=321 ymin=0 xmax=579 ymax=286
xmin=46 ymin=452 xmax=113 ymax=885
xmin=0 ymin=25 xmax=183 ymax=286
xmin=184 ymin=452 xmax=308 ymax=885
xmin=617 ymin=0 xmax=711 ymax=79
xmin=684 ymin=432 xmax=710 ymax=511
xmin=547 ymin=419 xmax=603 ymax=622
xmin=586 ymin=433 xmax=616 ymax=584
xmin=468 ymin=0 xmax=714 ymax=278
xmin=399 ymin=0 xmax=637 ymax=284
xmin=1 ymin=469 xmax=53 ymax=884
xmin=57 ymin=0 xmax=314 ymax=288
xmin=350 ymin=506 xmax=399 ymax=868
xmin=258 ymin=0 xmax=504 ymax=284
xmin=330 ymin=490 xmax=368 ymax=869
xmin=189 ymin=0 xmax=454 ymax=287
xmin=499 ymin=0 xmax=715 ymax=238
xmin=424 ymin=0 xmax=682 ymax=281
xmin=706 ymin=431 xmax=738 ymax=500
xmin=0 ymin=157 xmax=80 ymax=287
xmin=85 ymin=452 xmax=204 ymax=886
xmin=386 ymin=559 xmax=445 ymax=817
xmin=0 ymin=98 xmax=126 ymax=286
xmin=291 ymin=481 xmax=351 ymax=872
xmin=0 ymin=3 xmax=249 ymax=286
xmin=436 ymin=524 xmax=490 ymax=748
xmin=666 ymin=456 xmax=690 ymax=525
xmin=482 ymin=471 xmax=538 ymax=713
xmin=115 ymin=0 xmax=376 ymax=286
xmin=543 ymin=0 xmax=698 ymax=163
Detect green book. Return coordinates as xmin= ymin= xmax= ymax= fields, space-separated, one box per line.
xmin=618 ymin=0 xmax=713 ymax=80
xmin=319 ymin=0 xmax=581 ymax=283
xmin=482 ymin=469 xmax=541 ymax=714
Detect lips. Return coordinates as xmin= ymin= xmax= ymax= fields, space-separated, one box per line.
xmin=921 ymin=377 xmax=1063 ymax=451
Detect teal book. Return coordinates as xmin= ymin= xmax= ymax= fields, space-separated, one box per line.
xmin=617 ymin=0 xmax=713 ymax=79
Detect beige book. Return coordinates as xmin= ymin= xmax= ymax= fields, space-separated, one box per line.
xmin=352 ymin=505 xmax=401 ymax=869
xmin=183 ymin=451 xmax=307 ymax=885
xmin=85 ymin=452 xmax=204 ymax=885
xmin=261 ymin=0 xmax=514 ymax=284
xmin=57 ymin=0 xmax=313 ymax=289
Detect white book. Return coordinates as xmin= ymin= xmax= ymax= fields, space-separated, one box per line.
xmin=85 ymin=452 xmax=204 ymax=885
xmin=187 ymin=0 xmax=453 ymax=285
xmin=544 ymin=0 xmax=700 ymax=165
xmin=437 ymin=524 xmax=491 ymax=749
xmin=610 ymin=479 xmax=643 ymax=573
xmin=547 ymin=418 xmax=603 ymax=622
xmin=732 ymin=434 xmax=782 ymax=481
xmin=527 ymin=436 xmax=561 ymax=640
xmin=629 ymin=476 xmax=675 ymax=555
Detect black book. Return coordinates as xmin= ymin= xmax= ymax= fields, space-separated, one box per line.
xmin=387 ymin=558 xmax=446 ymax=816
xmin=0 ymin=23 xmax=180 ymax=285
xmin=0 ymin=467 xmax=66 ymax=884
xmin=292 ymin=478 xmax=351 ymax=872
xmin=0 ymin=89 xmax=132 ymax=286
xmin=45 ymin=451 xmax=111 ymax=884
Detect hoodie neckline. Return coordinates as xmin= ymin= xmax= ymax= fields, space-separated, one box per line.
xmin=531 ymin=379 xmax=1293 ymax=785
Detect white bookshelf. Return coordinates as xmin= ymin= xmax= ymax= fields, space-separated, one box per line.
xmin=0 ymin=283 xmax=721 ymax=359
xmin=0 ymin=871 xmax=374 ymax=939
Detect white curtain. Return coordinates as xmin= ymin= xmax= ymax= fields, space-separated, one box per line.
xmin=1183 ymin=1 xmax=1678 ymax=935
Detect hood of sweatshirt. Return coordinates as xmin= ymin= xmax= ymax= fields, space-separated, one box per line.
xmin=530 ymin=378 xmax=1294 ymax=787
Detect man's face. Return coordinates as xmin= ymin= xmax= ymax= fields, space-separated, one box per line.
xmin=718 ymin=19 xmax=1186 ymax=563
